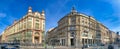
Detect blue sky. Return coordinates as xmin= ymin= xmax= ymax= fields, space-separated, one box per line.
xmin=0 ymin=0 xmax=120 ymax=34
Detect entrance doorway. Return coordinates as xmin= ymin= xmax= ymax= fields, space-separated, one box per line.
xmin=34 ymin=37 xmax=39 ymax=43
xmin=70 ymin=38 xmax=74 ymax=46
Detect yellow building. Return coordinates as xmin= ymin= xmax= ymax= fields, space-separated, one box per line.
xmin=1 ymin=7 xmax=45 ymax=44
xmin=47 ymin=7 xmax=111 ymax=47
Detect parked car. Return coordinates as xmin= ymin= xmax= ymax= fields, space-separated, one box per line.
xmin=100 ymin=44 xmax=105 ymax=46
xmin=92 ymin=44 xmax=97 ymax=47
xmin=108 ymin=45 xmax=114 ymax=49
xmin=1 ymin=44 xmax=7 ymax=49
xmin=14 ymin=45 xmax=20 ymax=49
xmin=82 ymin=45 xmax=89 ymax=48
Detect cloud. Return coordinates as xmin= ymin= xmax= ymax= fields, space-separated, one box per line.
xmin=0 ymin=13 xmax=6 ymax=17
xmin=110 ymin=0 xmax=120 ymax=32
xmin=45 ymin=0 xmax=70 ymax=31
xmin=0 ymin=15 xmax=17 ymax=35
xmin=99 ymin=0 xmax=120 ymax=32
xmin=108 ymin=0 xmax=120 ymax=17
xmin=0 ymin=22 xmax=7 ymax=35
xmin=8 ymin=16 xmax=18 ymax=24
xmin=111 ymin=26 xmax=120 ymax=32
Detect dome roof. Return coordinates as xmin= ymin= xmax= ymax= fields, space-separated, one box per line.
xmin=34 ymin=12 xmax=41 ymax=17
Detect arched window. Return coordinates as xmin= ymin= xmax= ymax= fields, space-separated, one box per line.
xmin=35 ymin=32 xmax=39 ymax=35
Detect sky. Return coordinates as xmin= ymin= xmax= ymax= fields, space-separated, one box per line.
xmin=0 ymin=0 xmax=120 ymax=34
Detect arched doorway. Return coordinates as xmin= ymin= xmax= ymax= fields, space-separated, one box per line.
xmin=34 ymin=32 xmax=40 ymax=43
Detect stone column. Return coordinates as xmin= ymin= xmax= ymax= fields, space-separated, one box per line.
xmin=67 ymin=32 xmax=71 ymax=47
xmin=90 ymin=39 xmax=92 ymax=45
xmin=93 ymin=39 xmax=94 ymax=44
xmin=32 ymin=31 xmax=34 ymax=43
xmin=86 ymin=39 xmax=88 ymax=45
xmin=91 ymin=39 xmax=93 ymax=45
xmin=39 ymin=32 xmax=41 ymax=43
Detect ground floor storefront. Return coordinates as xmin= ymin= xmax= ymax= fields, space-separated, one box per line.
xmin=48 ymin=38 xmax=107 ymax=47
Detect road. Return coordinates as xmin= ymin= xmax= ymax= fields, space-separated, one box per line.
xmin=0 ymin=44 xmax=120 ymax=49
xmin=87 ymin=44 xmax=119 ymax=49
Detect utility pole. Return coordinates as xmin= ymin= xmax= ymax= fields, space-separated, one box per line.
xmin=43 ymin=31 xmax=47 ymax=49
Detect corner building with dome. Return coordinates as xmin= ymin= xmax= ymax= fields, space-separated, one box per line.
xmin=47 ymin=7 xmax=111 ymax=47
xmin=1 ymin=7 xmax=45 ymax=44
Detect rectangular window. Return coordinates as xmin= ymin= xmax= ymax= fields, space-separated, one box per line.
xmin=35 ymin=19 xmax=39 ymax=29
xmin=71 ymin=17 xmax=76 ymax=25
xmin=24 ymin=20 xmax=26 ymax=29
xmin=35 ymin=23 xmax=39 ymax=29
xmin=21 ymin=21 xmax=23 ymax=30
xmin=62 ymin=39 xmax=65 ymax=46
xmin=28 ymin=17 xmax=32 ymax=21
xmin=69 ymin=26 xmax=76 ymax=30
xmin=24 ymin=23 xmax=26 ymax=29
xmin=27 ymin=21 xmax=32 ymax=29
xmin=82 ymin=33 xmax=88 ymax=37
xmin=36 ymin=19 xmax=39 ymax=23
xmin=19 ymin=22 xmax=22 ymax=30
xmin=27 ymin=17 xmax=32 ymax=29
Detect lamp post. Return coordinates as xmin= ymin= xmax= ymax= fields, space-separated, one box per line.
xmin=43 ymin=31 xmax=47 ymax=49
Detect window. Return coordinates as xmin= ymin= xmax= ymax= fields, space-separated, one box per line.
xmin=35 ymin=32 xmax=39 ymax=35
xmin=27 ymin=17 xmax=32 ymax=29
xmin=70 ymin=32 xmax=75 ymax=37
xmin=82 ymin=33 xmax=88 ymax=37
xmin=61 ymin=39 xmax=65 ymax=46
xmin=71 ymin=17 xmax=76 ymax=25
xmin=21 ymin=21 xmax=23 ymax=30
xmin=82 ymin=30 xmax=88 ymax=37
xmin=24 ymin=23 xmax=26 ymax=29
xmin=28 ymin=17 xmax=32 ymax=21
xmin=43 ymin=23 xmax=45 ymax=30
xmin=27 ymin=21 xmax=32 ymax=28
xmin=35 ymin=23 xmax=39 ymax=29
xmin=70 ymin=26 xmax=76 ymax=30
xmin=17 ymin=24 xmax=19 ymax=31
xmin=27 ymin=31 xmax=32 ymax=37
xmin=96 ymin=33 xmax=101 ymax=38
xmin=24 ymin=20 xmax=26 ymax=29
xmin=25 ymin=31 xmax=32 ymax=40
xmin=35 ymin=19 xmax=39 ymax=29
xmin=19 ymin=22 xmax=22 ymax=30
xmin=36 ymin=19 xmax=39 ymax=23
xmin=36 ymin=15 xmax=39 ymax=18
xmin=81 ymin=21 xmax=84 ymax=25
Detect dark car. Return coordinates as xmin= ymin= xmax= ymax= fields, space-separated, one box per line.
xmin=6 ymin=47 xmax=16 ymax=49
xmin=100 ymin=44 xmax=105 ymax=46
xmin=108 ymin=45 xmax=114 ymax=49
xmin=14 ymin=45 xmax=20 ymax=49
xmin=1 ymin=44 xmax=7 ymax=49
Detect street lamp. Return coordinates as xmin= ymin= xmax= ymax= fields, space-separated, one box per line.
xmin=43 ymin=31 xmax=47 ymax=49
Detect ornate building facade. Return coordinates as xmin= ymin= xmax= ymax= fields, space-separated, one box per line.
xmin=109 ymin=31 xmax=117 ymax=44
xmin=47 ymin=7 xmax=111 ymax=47
xmin=1 ymin=7 xmax=45 ymax=44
